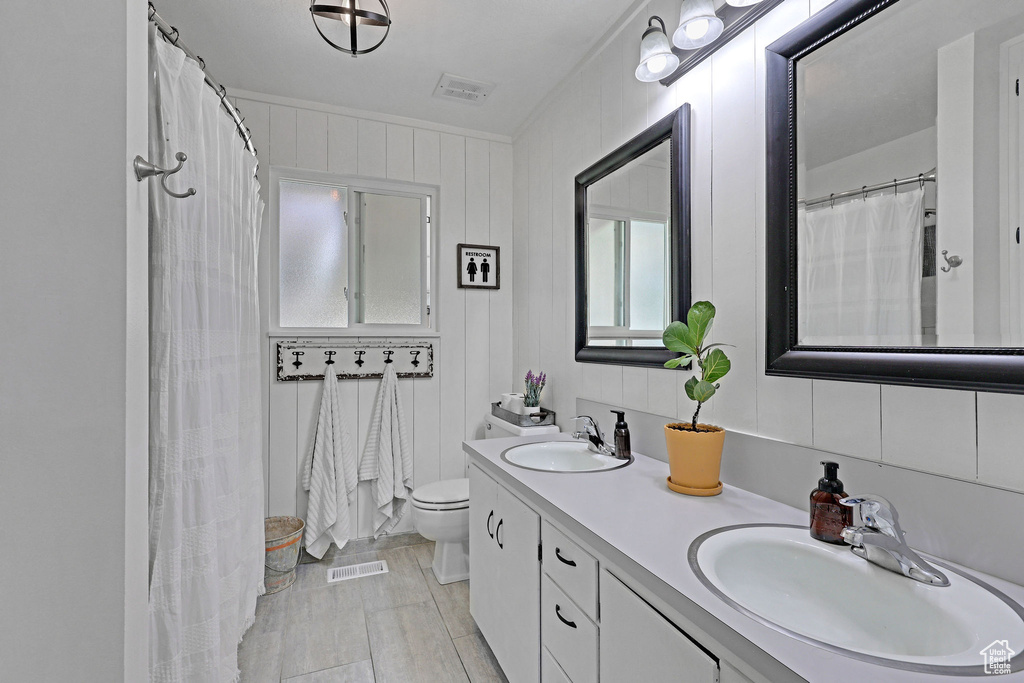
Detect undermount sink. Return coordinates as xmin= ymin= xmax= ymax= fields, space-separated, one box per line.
xmin=690 ymin=524 xmax=1024 ymax=675
xmin=501 ymin=441 xmax=631 ymax=473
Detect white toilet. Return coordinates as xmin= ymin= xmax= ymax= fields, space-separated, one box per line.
xmin=412 ymin=478 xmax=471 ymax=584
xmin=412 ymin=414 xmax=559 ymax=584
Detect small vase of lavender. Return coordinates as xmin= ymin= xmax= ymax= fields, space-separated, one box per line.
xmin=522 ymin=370 xmax=546 ymax=414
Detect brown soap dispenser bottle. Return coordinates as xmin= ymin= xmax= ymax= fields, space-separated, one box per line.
xmin=809 ymin=461 xmax=852 ymax=544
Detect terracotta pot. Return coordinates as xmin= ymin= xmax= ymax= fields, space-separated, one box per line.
xmin=664 ymin=423 xmax=725 ymax=496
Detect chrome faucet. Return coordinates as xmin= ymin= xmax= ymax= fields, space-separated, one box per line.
xmin=840 ymin=495 xmax=950 ymax=587
xmin=571 ymin=416 xmax=617 ymax=457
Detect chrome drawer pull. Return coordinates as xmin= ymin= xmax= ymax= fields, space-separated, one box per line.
xmin=555 ymin=547 xmax=576 ymax=567
xmin=555 ymin=604 xmax=577 ymax=629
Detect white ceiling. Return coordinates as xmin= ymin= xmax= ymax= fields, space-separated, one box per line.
xmin=154 ymin=0 xmax=638 ymax=137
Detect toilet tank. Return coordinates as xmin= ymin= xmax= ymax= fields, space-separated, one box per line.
xmin=484 ymin=414 xmax=560 ymax=439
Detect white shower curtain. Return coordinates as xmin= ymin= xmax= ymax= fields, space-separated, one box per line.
xmin=798 ymin=187 xmax=924 ymax=346
xmin=147 ymin=27 xmax=265 ymax=683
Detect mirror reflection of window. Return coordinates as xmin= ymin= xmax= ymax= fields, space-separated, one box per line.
xmin=585 ymin=137 xmax=672 ymax=349
xmin=588 ymin=218 xmax=625 ymax=328
xmin=629 ymin=219 xmax=669 ymax=331
xmin=588 ymin=215 xmax=669 ymax=347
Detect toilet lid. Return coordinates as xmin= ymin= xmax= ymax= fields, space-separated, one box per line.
xmin=412 ymin=478 xmax=469 ymax=505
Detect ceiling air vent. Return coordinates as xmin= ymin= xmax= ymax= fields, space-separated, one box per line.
xmin=433 ymin=73 xmax=495 ymax=106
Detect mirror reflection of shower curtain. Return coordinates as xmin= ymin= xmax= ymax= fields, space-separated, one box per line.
xmin=798 ymin=188 xmax=925 ymax=346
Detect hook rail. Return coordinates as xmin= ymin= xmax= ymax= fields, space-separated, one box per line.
xmin=277 ymin=341 xmax=433 ymax=381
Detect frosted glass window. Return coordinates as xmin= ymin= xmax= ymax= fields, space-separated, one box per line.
xmin=279 ymin=180 xmax=349 ymax=328
xmin=358 ymin=192 xmax=423 ymax=325
xmin=588 ymin=218 xmax=624 ymax=326
xmin=629 ymin=220 xmax=668 ymax=330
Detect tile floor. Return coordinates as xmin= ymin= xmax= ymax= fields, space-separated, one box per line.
xmin=239 ymin=533 xmax=508 ymax=683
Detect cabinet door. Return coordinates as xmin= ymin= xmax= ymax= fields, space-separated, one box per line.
xmin=495 ymin=485 xmax=541 ymax=683
xmin=469 ymin=464 xmax=499 ymax=645
xmin=600 ymin=570 xmax=719 ymax=683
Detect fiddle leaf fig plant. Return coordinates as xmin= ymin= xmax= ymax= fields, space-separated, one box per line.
xmin=663 ymin=301 xmax=732 ymax=431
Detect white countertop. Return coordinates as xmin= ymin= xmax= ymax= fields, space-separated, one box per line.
xmin=464 ymin=433 xmax=1024 ymax=682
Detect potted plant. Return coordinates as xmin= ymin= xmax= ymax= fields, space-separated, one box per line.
xmin=662 ymin=301 xmax=731 ymax=496
xmin=522 ymin=370 xmax=546 ymax=415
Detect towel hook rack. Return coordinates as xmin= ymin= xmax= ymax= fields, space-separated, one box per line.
xmin=133 ymin=152 xmax=196 ymax=199
xmin=383 ymin=350 xmax=394 ymax=364
xmin=291 ymin=350 xmax=304 ymax=368
xmin=410 ymin=350 xmax=421 ymax=367
xmin=324 ymin=350 xmax=336 ymax=365
xmin=354 ymin=350 xmax=366 ymax=367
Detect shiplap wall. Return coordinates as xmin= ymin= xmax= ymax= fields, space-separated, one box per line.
xmin=513 ymin=0 xmax=1024 ymax=494
xmin=233 ymin=92 xmax=515 ymax=537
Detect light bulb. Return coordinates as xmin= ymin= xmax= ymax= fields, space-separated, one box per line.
xmin=684 ymin=18 xmax=709 ymax=40
xmin=646 ymin=54 xmax=668 ymax=74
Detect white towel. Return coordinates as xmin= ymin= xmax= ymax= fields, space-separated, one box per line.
xmin=358 ymin=363 xmax=414 ymax=538
xmin=301 ymin=363 xmax=358 ymax=559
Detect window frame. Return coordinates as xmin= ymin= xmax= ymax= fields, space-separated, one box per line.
xmin=269 ymin=167 xmax=439 ymax=337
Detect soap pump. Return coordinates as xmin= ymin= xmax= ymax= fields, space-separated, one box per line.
xmin=610 ymin=410 xmax=631 ymax=460
xmin=809 ymin=461 xmax=852 ymax=544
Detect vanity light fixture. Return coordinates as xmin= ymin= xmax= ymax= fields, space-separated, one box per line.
xmin=310 ymin=0 xmax=391 ymax=56
xmin=673 ymin=0 xmax=724 ymax=50
xmin=635 ymin=16 xmax=681 ymax=82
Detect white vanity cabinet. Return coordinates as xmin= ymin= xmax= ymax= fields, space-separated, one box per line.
xmin=600 ymin=570 xmax=719 ymax=682
xmin=469 ymin=464 xmax=541 ymax=683
xmin=471 ymin=460 xmax=736 ymax=683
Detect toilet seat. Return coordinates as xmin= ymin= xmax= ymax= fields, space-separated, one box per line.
xmin=412 ymin=478 xmax=469 ymax=511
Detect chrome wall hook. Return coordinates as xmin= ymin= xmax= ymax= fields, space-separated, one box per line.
xmin=133 ymin=152 xmax=196 ymax=199
xmin=940 ymin=250 xmax=963 ymax=272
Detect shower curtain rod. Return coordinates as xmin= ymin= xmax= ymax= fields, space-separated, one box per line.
xmin=800 ymin=168 xmax=936 ymax=209
xmin=148 ymin=2 xmax=257 ymax=159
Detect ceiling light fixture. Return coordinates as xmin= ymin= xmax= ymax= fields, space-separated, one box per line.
xmin=635 ymin=16 xmax=681 ymax=83
xmin=310 ymin=0 xmax=391 ymax=57
xmin=673 ymin=0 xmax=724 ymax=50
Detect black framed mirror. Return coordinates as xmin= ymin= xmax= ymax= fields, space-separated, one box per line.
xmin=575 ymin=104 xmax=690 ymax=367
xmin=766 ymin=0 xmax=1024 ymax=393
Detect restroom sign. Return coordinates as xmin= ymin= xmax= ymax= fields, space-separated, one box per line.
xmin=457 ymin=243 xmax=500 ymax=289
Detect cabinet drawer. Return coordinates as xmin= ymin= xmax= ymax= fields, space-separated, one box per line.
xmin=542 ymin=575 xmax=598 ymax=683
xmin=542 ymin=521 xmax=598 ymax=621
xmin=542 ymin=647 xmax=573 ymax=683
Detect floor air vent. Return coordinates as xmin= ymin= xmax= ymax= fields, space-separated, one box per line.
xmin=433 ymin=73 xmax=495 ymax=105
xmin=327 ymin=560 xmax=389 ymax=583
